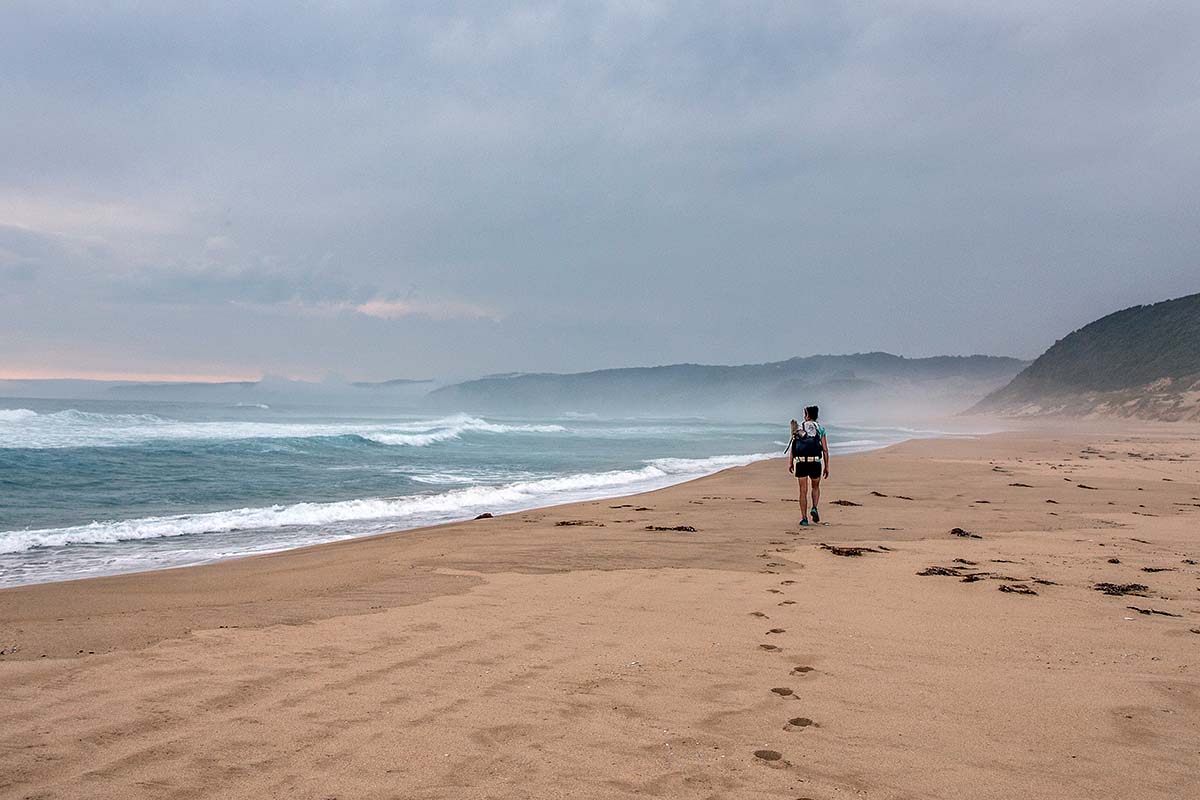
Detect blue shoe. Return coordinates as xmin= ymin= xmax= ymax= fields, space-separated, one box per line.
xmin=811 ymin=507 xmax=820 ymax=523
xmin=799 ymin=519 xmax=809 ymax=526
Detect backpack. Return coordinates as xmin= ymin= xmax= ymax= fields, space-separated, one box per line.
xmin=790 ymin=421 xmax=823 ymax=459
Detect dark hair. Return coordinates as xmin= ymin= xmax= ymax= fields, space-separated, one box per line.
xmin=804 ymin=405 xmax=819 ymax=421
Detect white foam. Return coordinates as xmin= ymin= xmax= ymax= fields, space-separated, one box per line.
xmin=0 ymin=451 xmax=777 ymax=555
xmin=0 ymin=411 xmax=567 ymax=450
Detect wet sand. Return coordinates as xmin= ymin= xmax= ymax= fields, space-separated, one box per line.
xmin=2 ymin=428 xmax=1199 ymax=799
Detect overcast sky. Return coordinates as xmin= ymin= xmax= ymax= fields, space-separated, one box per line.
xmin=2 ymin=1 xmax=1197 ymax=382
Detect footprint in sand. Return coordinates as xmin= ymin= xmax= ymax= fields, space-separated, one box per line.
xmin=778 ymin=600 xmax=796 ymax=605
xmin=767 ymin=628 xmax=786 ymax=634
xmin=750 ymin=612 xmax=769 ymax=618
xmin=767 ymin=589 xmax=783 ymax=594
xmin=784 ymin=717 xmax=817 ymax=731
xmin=791 ymin=665 xmax=813 ymax=674
xmin=780 ymin=580 xmax=796 ymax=585
xmin=753 ymin=749 xmax=786 ymax=765
xmin=759 ymin=644 xmax=782 ymax=652
xmin=771 ymin=687 xmax=794 ymax=696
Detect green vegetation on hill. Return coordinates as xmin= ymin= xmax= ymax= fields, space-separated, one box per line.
xmin=974 ymin=292 xmax=1200 ymax=420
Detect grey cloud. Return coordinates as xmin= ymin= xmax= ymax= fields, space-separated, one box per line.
xmin=0 ymin=2 xmax=1197 ymax=379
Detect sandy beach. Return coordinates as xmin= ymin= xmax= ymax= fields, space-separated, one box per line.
xmin=2 ymin=427 xmax=1199 ymax=799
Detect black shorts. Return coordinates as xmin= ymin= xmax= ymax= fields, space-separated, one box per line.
xmin=793 ymin=459 xmax=822 ymax=479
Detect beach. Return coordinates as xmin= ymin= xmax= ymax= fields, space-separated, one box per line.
xmin=2 ymin=428 xmax=1198 ymax=799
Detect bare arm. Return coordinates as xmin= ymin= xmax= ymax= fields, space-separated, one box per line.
xmin=821 ymin=435 xmax=830 ymax=478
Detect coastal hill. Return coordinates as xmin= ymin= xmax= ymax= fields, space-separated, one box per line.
xmin=972 ymin=292 xmax=1200 ymax=421
xmin=425 ymin=352 xmax=1028 ymax=419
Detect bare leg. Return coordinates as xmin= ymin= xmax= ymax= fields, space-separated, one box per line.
xmin=810 ymin=476 xmax=821 ymax=510
xmin=797 ymin=477 xmax=810 ymax=522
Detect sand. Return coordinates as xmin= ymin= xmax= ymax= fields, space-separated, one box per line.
xmin=2 ymin=428 xmax=1199 ymax=799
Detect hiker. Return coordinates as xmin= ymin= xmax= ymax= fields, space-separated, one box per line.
xmin=786 ymin=406 xmax=829 ymax=526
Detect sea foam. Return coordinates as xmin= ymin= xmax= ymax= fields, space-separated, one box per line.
xmin=0 ymin=411 xmax=565 ymax=450
xmin=0 ymin=451 xmax=776 ymax=554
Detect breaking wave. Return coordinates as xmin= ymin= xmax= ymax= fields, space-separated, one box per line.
xmin=0 ymin=451 xmax=775 ymax=554
xmin=0 ymin=410 xmax=565 ymax=450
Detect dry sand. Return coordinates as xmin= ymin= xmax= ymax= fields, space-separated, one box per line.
xmin=2 ymin=428 xmax=1199 ymax=799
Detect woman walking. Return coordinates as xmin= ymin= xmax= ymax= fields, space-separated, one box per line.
xmin=786 ymin=406 xmax=829 ymax=526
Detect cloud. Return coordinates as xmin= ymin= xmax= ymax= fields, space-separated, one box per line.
xmin=0 ymin=2 xmax=1197 ymax=379
xmin=351 ymin=298 xmax=500 ymax=321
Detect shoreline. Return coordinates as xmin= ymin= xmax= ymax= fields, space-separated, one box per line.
xmin=0 ymin=449 xmax=783 ymax=591
xmin=3 ymin=426 xmax=1198 ymax=798
xmin=1 ymin=424 xmax=949 ymax=590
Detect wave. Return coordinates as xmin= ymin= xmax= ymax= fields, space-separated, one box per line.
xmin=0 ymin=451 xmax=777 ymax=555
xmin=0 ymin=411 xmax=566 ymax=450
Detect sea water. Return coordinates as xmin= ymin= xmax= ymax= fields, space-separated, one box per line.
xmin=0 ymin=398 xmax=955 ymax=587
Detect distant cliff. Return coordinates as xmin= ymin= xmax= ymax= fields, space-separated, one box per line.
xmin=426 ymin=352 xmax=1027 ymax=419
xmin=972 ymin=292 xmax=1200 ymax=421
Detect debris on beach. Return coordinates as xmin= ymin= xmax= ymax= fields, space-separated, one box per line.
xmin=1126 ymin=606 xmax=1181 ymax=617
xmin=870 ymin=491 xmax=889 ymax=497
xmin=1093 ymin=582 xmax=1149 ymax=596
xmin=1141 ymin=567 xmax=1174 ymax=573
xmin=1009 ymin=483 xmax=1033 ymax=487
xmin=556 ymin=520 xmax=605 ymax=527
xmin=473 ymin=513 xmax=494 ymax=519
xmin=950 ymin=527 xmax=982 ymax=539
xmin=918 ymin=564 xmax=995 ymax=582
xmin=818 ymin=543 xmax=880 ymax=557
xmin=1107 ymin=558 xmax=1121 ymax=564
xmin=917 ymin=565 xmax=965 ymax=577
xmin=998 ymin=583 xmax=1038 ymax=595
xmin=645 ymin=525 xmax=696 ymax=532
xmin=831 ymin=499 xmax=861 ymax=506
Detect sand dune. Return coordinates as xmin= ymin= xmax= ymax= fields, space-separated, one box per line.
xmin=2 ymin=428 xmax=1199 ymax=798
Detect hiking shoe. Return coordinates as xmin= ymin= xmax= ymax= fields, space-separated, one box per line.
xmin=799 ymin=519 xmax=809 ymax=526
xmin=811 ymin=507 xmax=820 ymax=523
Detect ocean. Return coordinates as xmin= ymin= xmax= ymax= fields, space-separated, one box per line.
xmin=0 ymin=398 xmax=950 ymax=587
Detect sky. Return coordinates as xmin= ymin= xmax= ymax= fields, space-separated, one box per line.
xmin=1 ymin=1 xmax=1198 ymax=382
